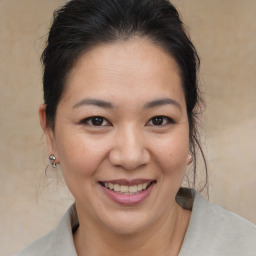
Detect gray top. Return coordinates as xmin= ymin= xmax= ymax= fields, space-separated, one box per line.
xmin=15 ymin=188 xmax=256 ymax=256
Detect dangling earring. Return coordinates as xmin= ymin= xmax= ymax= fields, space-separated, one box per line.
xmin=49 ymin=154 xmax=57 ymax=168
xmin=187 ymin=153 xmax=193 ymax=165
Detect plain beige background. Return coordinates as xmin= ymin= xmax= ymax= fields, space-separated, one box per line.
xmin=1 ymin=0 xmax=255 ymax=255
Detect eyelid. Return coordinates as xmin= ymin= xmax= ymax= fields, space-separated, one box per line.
xmin=79 ymin=115 xmax=175 ymax=127
xmin=80 ymin=116 xmax=112 ymax=126
xmin=146 ymin=115 xmax=175 ymax=126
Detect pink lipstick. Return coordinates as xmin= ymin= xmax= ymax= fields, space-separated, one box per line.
xmin=99 ymin=179 xmax=156 ymax=205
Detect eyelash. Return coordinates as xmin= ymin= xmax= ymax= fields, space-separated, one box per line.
xmin=81 ymin=116 xmax=111 ymax=126
xmin=147 ymin=116 xmax=175 ymax=126
xmin=80 ymin=115 xmax=175 ymax=127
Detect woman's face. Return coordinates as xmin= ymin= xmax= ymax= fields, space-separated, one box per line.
xmin=42 ymin=38 xmax=190 ymax=234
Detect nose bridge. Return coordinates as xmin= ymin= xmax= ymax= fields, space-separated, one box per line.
xmin=109 ymin=123 xmax=150 ymax=170
xmin=122 ymin=124 xmax=141 ymax=153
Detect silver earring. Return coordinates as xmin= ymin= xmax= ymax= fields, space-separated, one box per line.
xmin=49 ymin=154 xmax=57 ymax=168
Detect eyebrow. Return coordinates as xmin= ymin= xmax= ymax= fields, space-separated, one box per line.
xmin=143 ymin=98 xmax=182 ymax=111
xmin=73 ymin=98 xmax=115 ymax=109
xmin=73 ymin=97 xmax=182 ymax=111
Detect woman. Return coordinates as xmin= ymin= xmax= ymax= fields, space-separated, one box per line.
xmin=16 ymin=0 xmax=256 ymax=255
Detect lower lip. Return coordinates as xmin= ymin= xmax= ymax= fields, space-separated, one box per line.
xmin=100 ymin=183 xmax=155 ymax=205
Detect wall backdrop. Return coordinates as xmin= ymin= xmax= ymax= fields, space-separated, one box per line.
xmin=1 ymin=0 xmax=255 ymax=255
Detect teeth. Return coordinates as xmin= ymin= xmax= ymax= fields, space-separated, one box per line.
xmin=120 ymin=185 xmax=129 ymax=193
xmin=129 ymin=185 xmax=137 ymax=193
xmin=142 ymin=183 xmax=147 ymax=190
xmin=114 ymin=184 xmax=120 ymax=192
xmin=103 ymin=182 xmax=151 ymax=193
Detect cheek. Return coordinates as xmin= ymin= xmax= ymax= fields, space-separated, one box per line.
xmin=55 ymin=134 xmax=111 ymax=203
xmin=154 ymin=130 xmax=190 ymax=174
xmin=55 ymin=132 xmax=109 ymax=179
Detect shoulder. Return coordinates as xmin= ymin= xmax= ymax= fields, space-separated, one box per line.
xmin=180 ymin=189 xmax=256 ymax=256
xmin=195 ymin=192 xmax=256 ymax=241
xmin=14 ymin=205 xmax=78 ymax=256
xmin=205 ymin=199 xmax=256 ymax=237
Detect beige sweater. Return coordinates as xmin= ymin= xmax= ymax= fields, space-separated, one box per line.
xmin=15 ymin=188 xmax=256 ymax=256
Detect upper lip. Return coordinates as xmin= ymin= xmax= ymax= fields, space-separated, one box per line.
xmin=99 ymin=179 xmax=155 ymax=186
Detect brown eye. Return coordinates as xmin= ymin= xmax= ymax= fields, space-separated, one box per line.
xmin=152 ymin=116 xmax=164 ymax=125
xmin=91 ymin=117 xmax=104 ymax=126
xmin=147 ymin=116 xmax=175 ymax=126
xmin=81 ymin=116 xmax=111 ymax=126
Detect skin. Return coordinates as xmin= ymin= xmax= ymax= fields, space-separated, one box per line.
xmin=39 ymin=38 xmax=192 ymax=256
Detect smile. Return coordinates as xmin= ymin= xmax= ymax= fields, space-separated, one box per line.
xmin=99 ymin=180 xmax=156 ymax=205
xmin=102 ymin=182 xmax=151 ymax=194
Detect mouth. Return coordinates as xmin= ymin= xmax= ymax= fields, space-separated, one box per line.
xmin=99 ymin=180 xmax=155 ymax=195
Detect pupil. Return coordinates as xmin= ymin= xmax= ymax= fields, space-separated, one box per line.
xmin=92 ymin=117 xmax=103 ymax=126
xmin=152 ymin=117 xmax=163 ymax=125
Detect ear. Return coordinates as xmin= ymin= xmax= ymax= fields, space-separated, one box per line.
xmin=187 ymin=153 xmax=193 ymax=165
xmin=39 ymin=104 xmax=59 ymax=163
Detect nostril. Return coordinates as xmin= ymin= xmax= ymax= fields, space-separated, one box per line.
xmin=108 ymin=136 xmax=150 ymax=170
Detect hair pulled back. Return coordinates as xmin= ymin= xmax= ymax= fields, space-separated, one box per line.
xmin=41 ymin=0 xmax=207 ymax=191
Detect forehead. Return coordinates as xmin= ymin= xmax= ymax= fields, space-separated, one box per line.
xmin=62 ymin=38 xmax=185 ymax=108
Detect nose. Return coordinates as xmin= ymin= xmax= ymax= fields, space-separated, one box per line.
xmin=108 ymin=125 xmax=150 ymax=170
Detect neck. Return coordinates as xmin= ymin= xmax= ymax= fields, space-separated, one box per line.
xmin=74 ymin=203 xmax=191 ymax=256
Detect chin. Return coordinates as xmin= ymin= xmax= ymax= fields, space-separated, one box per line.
xmin=101 ymin=211 xmax=152 ymax=235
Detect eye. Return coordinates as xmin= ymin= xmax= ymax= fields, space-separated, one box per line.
xmin=81 ymin=116 xmax=111 ymax=126
xmin=147 ymin=116 xmax=174 ymax=126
